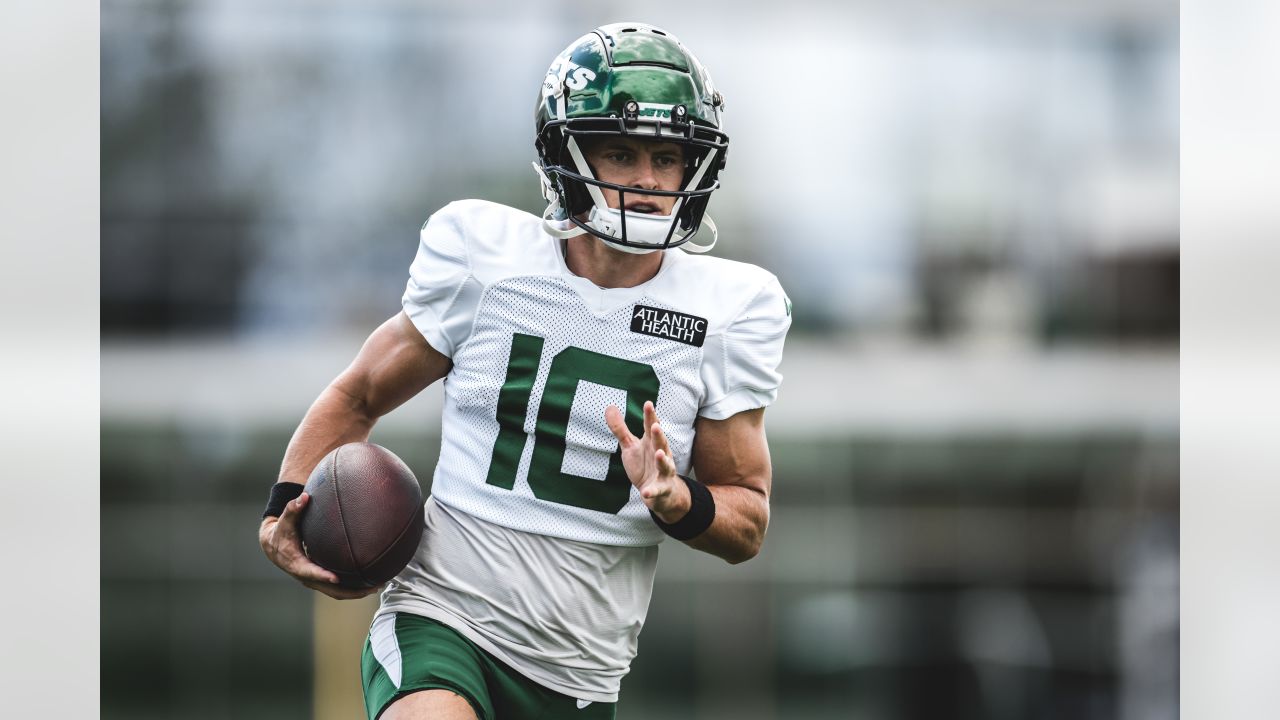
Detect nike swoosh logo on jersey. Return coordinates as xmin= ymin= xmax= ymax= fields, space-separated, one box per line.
xmin=576 ymin=699 xmax=593 ymax=709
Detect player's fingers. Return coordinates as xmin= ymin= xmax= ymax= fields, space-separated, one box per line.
xmin=299 ymin=571 xmax=344 ymax=588
xmin=604 ymin=405 xmax=635 ymax=447
xmin=641 ymin=451 xmax=676 ymax=500
xmin=655 ymin=447 xmax=677 ymax=476
xmin=643 ymin=401 xmax=658 ymax=431
xmin=291 ymin=556 xmax=342 ymax=585
xmin=650 ymin=421 xmax=671 ymax=456
xmin=642 ymin=478 xmax=668 ymax=501
xmin=296 ymin=565 xmax=342 ymax=587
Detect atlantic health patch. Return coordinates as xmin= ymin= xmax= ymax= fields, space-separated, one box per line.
xmin=630 ymin=305 xmax=707 ymax=347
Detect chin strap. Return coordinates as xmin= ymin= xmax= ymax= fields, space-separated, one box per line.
xmin=535 ymin=162 xmax=581 ymax=240
xmin=540 ymin=204 xmax=581 ymax=240
xmin=533 ymin=158 xmax=720 ymax=253
xmin=678 ymin=214 xmax=717 ymax=254
xmin=533 ymin=161 xmax=558 ymax=206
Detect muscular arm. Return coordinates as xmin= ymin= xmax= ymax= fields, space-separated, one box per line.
xmin=276 ymin=311 xmax=451 ymax=485
xmin=684 ymin=408 xmax=771 ymax=564
xmin=606 ymin=403 xmax=772 ymax=565
xmin=259 ymin=311 xmax=451 ymax=598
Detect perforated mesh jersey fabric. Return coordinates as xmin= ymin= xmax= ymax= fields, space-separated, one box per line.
xmin=431 ymin=276 xmax=702 ymax=546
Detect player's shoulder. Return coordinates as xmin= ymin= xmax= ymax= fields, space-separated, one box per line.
xmin=675 ymin=251 xmax=780 ymax=289
xmin=650 ymin=249 xmax=788 ymax=333
xmin=422 ymin=199 xmax=557 ymax=280
xmin=656 ymin=251 xmax=789 ymax=331
xmin=426 ymin=199 xmax=541 ymax=244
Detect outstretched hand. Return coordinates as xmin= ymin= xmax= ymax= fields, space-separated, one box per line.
xmin=605 ymin=401 xmax=691 ymax=524
xmin=259 ymin=492 xmax=383 ymax=600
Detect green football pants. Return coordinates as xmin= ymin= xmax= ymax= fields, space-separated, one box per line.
xmin=362 ymin=613 xmax=618 ymax=720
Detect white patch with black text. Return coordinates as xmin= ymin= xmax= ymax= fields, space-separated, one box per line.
xmin=630 ymin=305 xmax=708 ymax=347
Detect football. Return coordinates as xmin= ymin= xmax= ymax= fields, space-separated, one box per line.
xmin=298 ymin=442 xmax=425 ymax=588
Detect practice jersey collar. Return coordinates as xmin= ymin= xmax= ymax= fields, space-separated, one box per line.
xmin=549 ymin=236 xmax=680 ymax=318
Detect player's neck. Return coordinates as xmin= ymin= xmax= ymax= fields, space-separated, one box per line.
xmin=563 ymin=235 xmax=664 ymax=289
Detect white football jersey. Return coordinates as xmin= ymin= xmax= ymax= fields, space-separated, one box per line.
xmin=377 ymin=199 xmax=791 ymax=700
xmin=402 ymin=199 xmax=791 ymax=547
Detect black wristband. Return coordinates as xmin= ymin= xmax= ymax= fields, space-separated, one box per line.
xmin=650 ymin=474 xmax=715 ymax=541
xmin=262 ymin=482 xmax=305 ymax=518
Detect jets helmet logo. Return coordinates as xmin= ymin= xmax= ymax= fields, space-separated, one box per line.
xmin=542 ymin=58 xmax=597 ymax=97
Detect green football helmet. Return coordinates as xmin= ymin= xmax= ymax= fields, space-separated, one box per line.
xmin=533 ymin=22 xmax=729 ymax=254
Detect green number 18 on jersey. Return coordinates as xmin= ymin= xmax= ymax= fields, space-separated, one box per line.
xmin=484 ymin=333 xmax=660 ymax=514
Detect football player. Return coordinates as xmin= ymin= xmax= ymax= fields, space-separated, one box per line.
xmin=259 ymin=22 xmax=791 ymax=720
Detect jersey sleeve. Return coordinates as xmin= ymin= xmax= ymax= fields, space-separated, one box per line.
xmin=698 ymin=275 xmax=793 ymax=420
xmin=402 ymin=204 xmax=481 ymax=357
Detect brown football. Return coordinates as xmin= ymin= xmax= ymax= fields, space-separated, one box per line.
xmin=298 ymin=442 xmax=425 ymax=588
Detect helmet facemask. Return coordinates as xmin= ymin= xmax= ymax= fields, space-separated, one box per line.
xmin=537 ymin=114 xmax=728 ymax=254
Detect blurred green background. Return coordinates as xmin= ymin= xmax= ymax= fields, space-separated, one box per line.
xmin=101 ymin=1 xmax=1177 ymax=718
